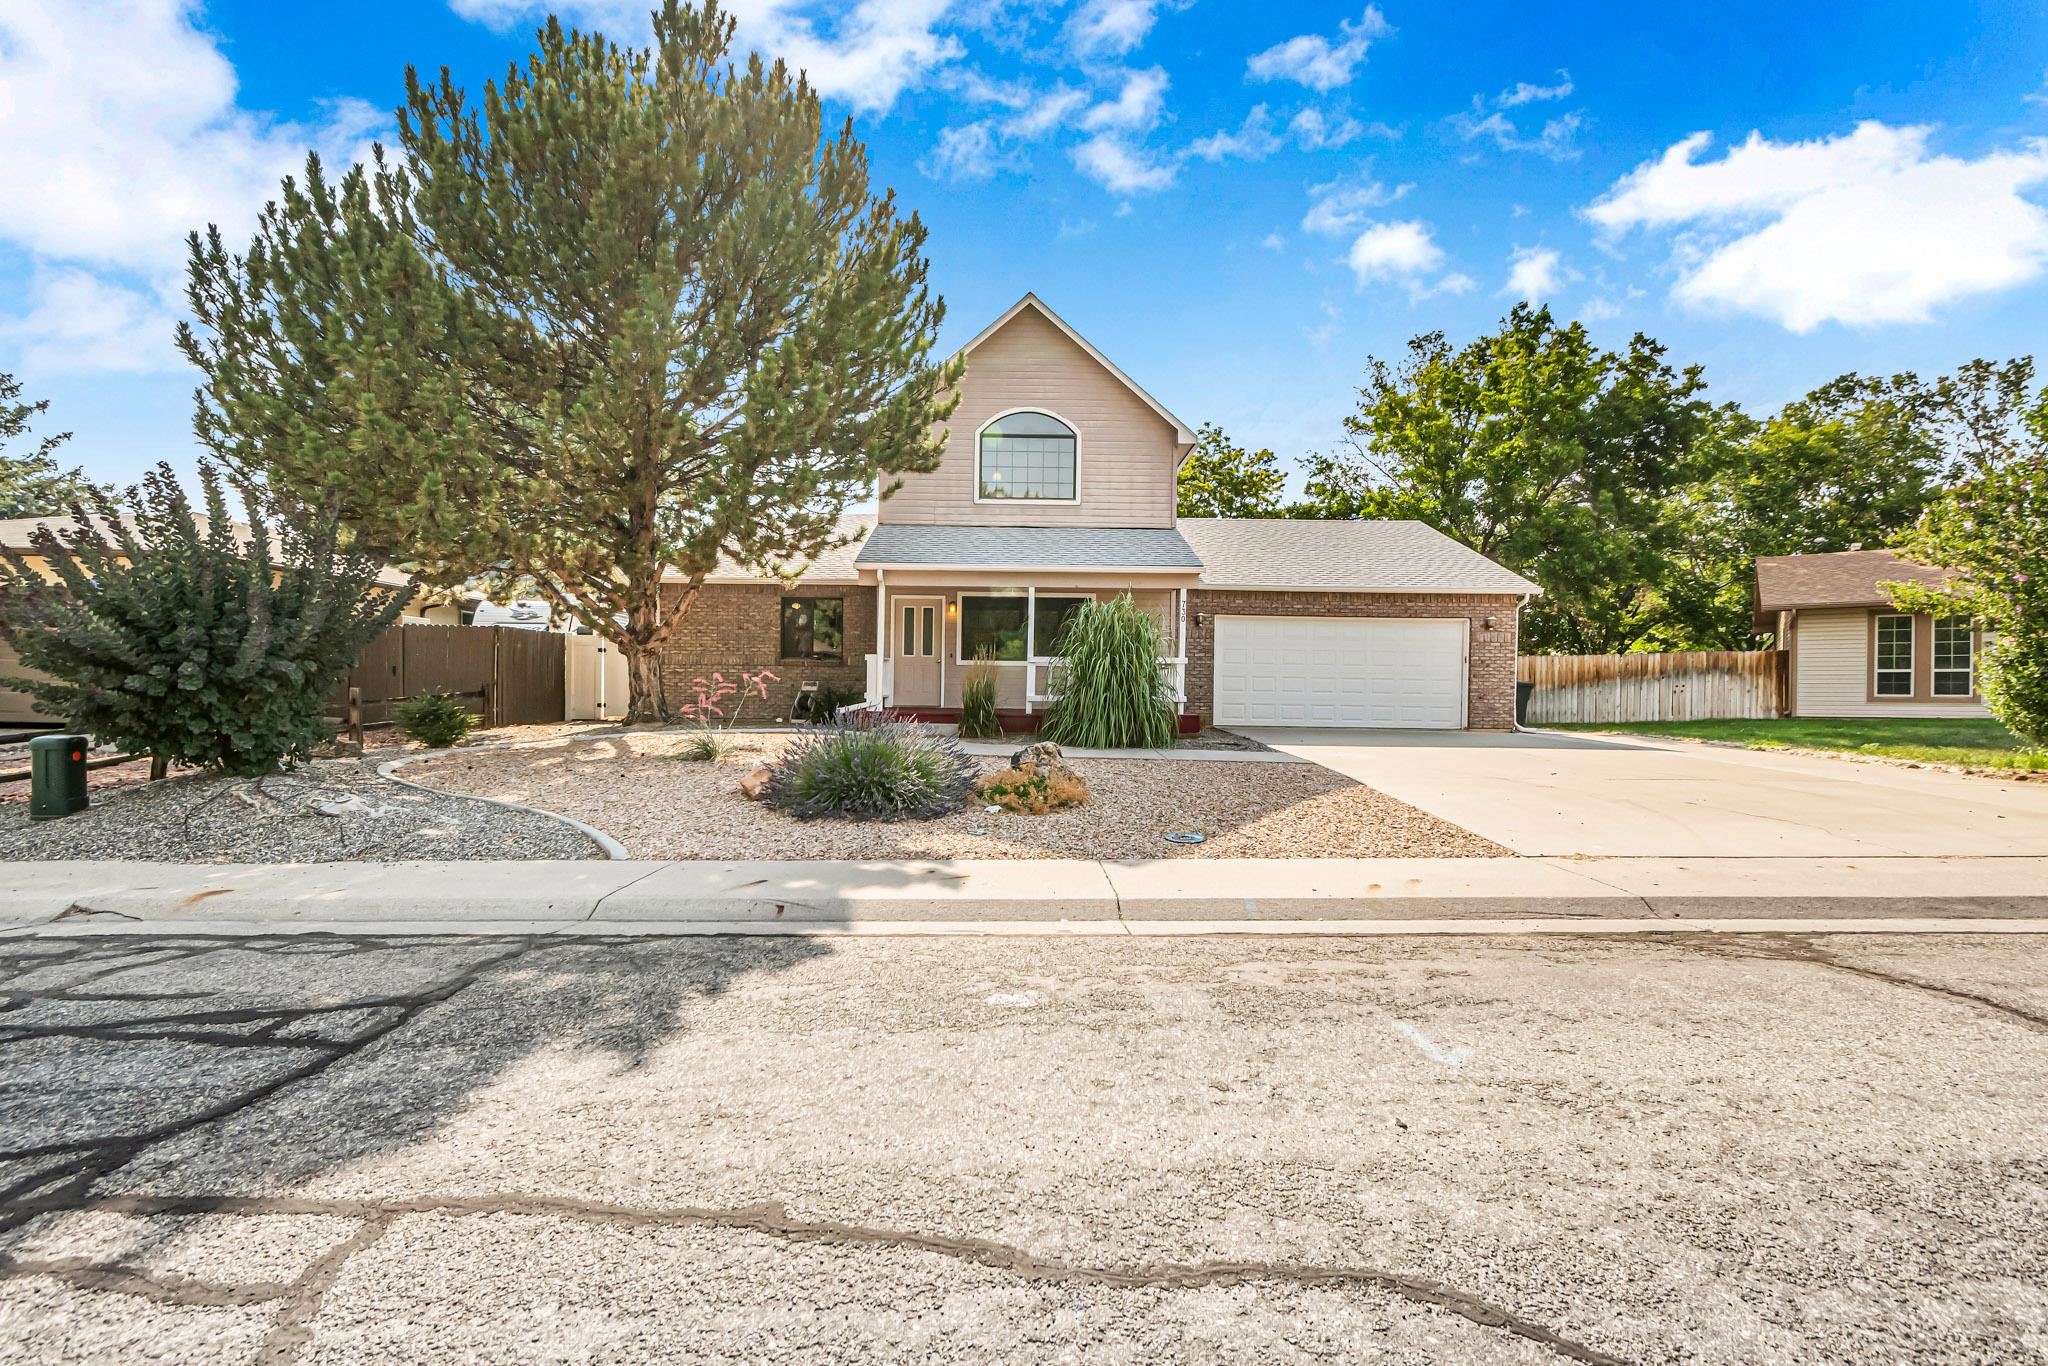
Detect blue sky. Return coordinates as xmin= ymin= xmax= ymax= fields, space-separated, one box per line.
xmin=4 ymin=0 xmax=2048 ymax=494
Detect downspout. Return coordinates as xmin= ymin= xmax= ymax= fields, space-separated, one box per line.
xmin=1512 ymin=592 xmax=1533 ymax=733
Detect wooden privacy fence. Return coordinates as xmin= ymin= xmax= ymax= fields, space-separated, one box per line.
xmin=1517 ymin=650 xmax=1787 ymax=724
xmin=334 ymin=623 xmax=565 ymax=730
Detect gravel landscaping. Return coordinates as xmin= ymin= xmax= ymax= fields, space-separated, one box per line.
xmin=406 ymin=731 xmax=1506 ymax=859
xmin=0 ymin=759 xmax=602 ymax=863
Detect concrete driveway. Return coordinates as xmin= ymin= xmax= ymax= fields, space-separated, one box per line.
xmin=1243 ymin=728 xmax=2048 ymax=857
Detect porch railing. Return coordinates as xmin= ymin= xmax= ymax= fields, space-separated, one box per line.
xmin=1026 ymin=656 xmax=1187 ymax=709
xmin=857 ymin=652 xmax=892 ymax=711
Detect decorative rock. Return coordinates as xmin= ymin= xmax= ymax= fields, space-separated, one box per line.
xmin=1010 ymin=741 xmax=1069 ymax=773
xmin=738 ymin=766 xmax=773 ymax=801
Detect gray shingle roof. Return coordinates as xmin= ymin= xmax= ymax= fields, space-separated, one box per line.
xmin=855 ymin=523 xmax=1202 ymax=569
xmin=682 ymin=514 xmax=876 ymax=584
xmin=1177 ymin=518 xmax=1540 ymax=595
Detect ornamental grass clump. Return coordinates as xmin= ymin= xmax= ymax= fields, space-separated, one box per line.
xmin=959 ymin=650 xmax=1001 ymax=739
xmin=763 ymin=718 xmax=977 ymax=821
xmin=1037 ymin=595 xmax=1177 ymax=750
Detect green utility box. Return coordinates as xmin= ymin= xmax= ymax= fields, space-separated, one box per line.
xmin=29 ymin=734 xmax=90 ymax=822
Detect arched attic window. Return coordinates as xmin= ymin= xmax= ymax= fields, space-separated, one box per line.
xmin=977 ymin=411 xmax=1077 ymax=501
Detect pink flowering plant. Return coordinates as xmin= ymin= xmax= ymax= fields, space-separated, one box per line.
xmin=674 ymin=668 xmax=779 ymax=731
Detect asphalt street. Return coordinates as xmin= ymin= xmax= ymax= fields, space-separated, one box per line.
xmin=1 ymin=930 xmax=2044 ymax=1363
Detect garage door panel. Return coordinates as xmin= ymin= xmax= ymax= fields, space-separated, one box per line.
xmin=1213 ymin=616 xmax=1466 ymax=729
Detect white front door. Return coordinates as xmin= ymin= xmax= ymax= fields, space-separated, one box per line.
xmin=1212 ymin=616 xmax=1467 ymax=728
xmin=893 ymin=596 xmax=942 ymax=707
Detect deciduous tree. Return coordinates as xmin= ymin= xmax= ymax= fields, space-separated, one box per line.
xmin=180 ymin=0 xmax=960 ymax=720
xmin=1305 ymin=305 xmax=1718 ymax=653
xmin=1176 ymin=422 xmax=1285 ymax=518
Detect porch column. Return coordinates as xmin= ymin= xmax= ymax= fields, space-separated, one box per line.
xmin=874 ymin=569 xmax=887 ymax=705
xmin=1023 ymin=583 xmax=1037 ymax=715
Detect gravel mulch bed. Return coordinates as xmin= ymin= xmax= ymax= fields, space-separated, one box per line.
xmin=406 ymin=732 xmax=1506 ymax=860
xmin=0 ymin=759 xmax=602 ymax=863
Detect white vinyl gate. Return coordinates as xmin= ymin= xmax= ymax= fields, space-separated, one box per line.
xmin=1212 ymin=616 xmax=1467 ymax=728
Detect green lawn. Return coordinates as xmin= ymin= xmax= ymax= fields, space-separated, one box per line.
xmin=1552 ymin=717 xmax=2047 ymax=771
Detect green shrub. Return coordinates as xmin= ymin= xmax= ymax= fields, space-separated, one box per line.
xmin=1037 ymin=595 xmax=1177 ymax=750
xmin=763 ymin=718 xmax=976 ymax=821
xmin=0 ymin=462 xmax=410 ymax=776
xmin=394 ymin=691 xmax=475 ymax=749
xmin=797 ymin=683 xmax=864 ymax=724
xmin=959 ymin=652 xmax=1001 ymax=739
xmin=974 ymin=762 xmax=1088 ymax=814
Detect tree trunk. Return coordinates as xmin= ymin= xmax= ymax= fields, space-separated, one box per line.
xmin=623 ymin=641 xmax=669 ymax=723
xmin=148 ymin=753 xmax=168 ymax=781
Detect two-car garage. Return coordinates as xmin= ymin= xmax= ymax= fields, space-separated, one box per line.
xmin=1210 ymin=616 xmax=1469 ymax=729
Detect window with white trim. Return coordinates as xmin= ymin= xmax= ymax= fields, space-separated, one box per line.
xmin=978 ymin=412 xmax=1076 ymax=500
xmin=1933 ymin=618 xmax=1975 ymax=696
xmin=1874 ymin=614 xmax=1913 ymax=696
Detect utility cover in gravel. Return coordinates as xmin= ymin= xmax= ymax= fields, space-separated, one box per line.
xmin=0 ymin=760 xmax=601 ymax=863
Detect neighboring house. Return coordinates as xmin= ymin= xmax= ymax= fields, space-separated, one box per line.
xmin=1755 ymin=549 xmax=1988 ymax=718
xmin=659 ymin=293 xmax=1537 ymax=730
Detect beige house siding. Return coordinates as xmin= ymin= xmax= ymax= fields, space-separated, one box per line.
xmin=1791 ymin=607 xmax=1991 ymax=718
xmin=879 ymin=306 xmax=1180 ymax=529
xmin=0 ymin=639 xmax=58 ymax=726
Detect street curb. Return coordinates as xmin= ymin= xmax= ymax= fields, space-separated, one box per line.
xmin=11 ymin=916 xmax=2048 ymax=939
xmin=377 ymin=751 xmax=630 ymax=860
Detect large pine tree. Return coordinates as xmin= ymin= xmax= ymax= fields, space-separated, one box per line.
xmin=181 ymin=0 xmax=959 ymax=719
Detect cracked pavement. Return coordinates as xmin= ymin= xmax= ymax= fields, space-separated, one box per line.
xmin=1 ymin=932 xmax=2045 ymax=1363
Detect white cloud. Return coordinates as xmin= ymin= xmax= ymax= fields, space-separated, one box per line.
xmin=453 ymin=0 xmax=963 ymax=112
xmin=1262 ymin=231 xmax=1287 ymax=251
xmin=1586 ymin=121 xmax=2048 ymax=331
xmin=0 ymin=269 xmax=184 ymax=375
xmin=1072 ymin=133 xmax=1177 ymax=193
xmin=1081 ymin=67 xmax=1169 ymax=132
xmin=0 ymin=0 xmax=384 ymax=376
xmin=1247 ymin=7 xmax=1390 ymax=92
xmin=1346 ymin=220 xmax=1443 ymax=282
xmin=920 ymin=122 xmax=1015 ymax=181
xmin=0 ymin=0 xmax=379 ymax=278
xmin=1189 ymin=106 xmax=1282 ymax=162
xmin=2027 ymin=69 xmax=2048 ymax=106
xmin=1502 ymin=245 xmax=1575 ymax=300
xmin=1289 ymin=106 xmax=1371 ymax=151
xmin=1455 ymin=108 xmax=1582 ymax=161
xmin=1498 ymin=70 xmax=1573 ymax=107
xmin=1006 ymin=85 xmax=1089 ymax=137
xmin=1302 ymin=174 xmax=1406 ymax=235
xmin=1065 ymin=0 xmax=1174 ymax=59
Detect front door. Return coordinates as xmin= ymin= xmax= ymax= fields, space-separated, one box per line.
xmin=893 ymin=596 xmax=942 ymax=707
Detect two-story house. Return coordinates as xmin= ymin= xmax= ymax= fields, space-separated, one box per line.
xmin=660 ymin=294 xmax=1537 ymax=731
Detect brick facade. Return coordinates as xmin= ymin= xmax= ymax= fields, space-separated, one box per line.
xmin=657 ymin=583 xmax=875 ymax=722
xmin=1183 ymin=590 xmax=1523 ymax=730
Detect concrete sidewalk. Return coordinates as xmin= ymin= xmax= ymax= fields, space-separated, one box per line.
xmin=3 ymin=855 xmax=2045 ymax=933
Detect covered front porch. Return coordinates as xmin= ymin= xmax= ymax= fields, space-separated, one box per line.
xmin=860 ymin=570 xmax=1200 ymax=724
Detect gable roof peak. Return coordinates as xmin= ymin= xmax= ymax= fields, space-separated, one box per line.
xmin=959 ymin=292 xmax=1197 ymax=449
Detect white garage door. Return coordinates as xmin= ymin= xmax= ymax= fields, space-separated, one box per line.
xmin=1212 ymin=616 xmax=1467 ymax=729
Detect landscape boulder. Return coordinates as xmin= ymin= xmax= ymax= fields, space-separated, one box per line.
xmin=738 ymin=765 xmax=773 ymax=801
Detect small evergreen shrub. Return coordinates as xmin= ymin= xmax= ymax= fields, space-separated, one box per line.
xmin=763 ymin=719 xmax=977 ymax=821
xmin=1037 ymin=596 xmax=1177 ymax=750
xmin=959 ymin=653 xmax=1001 ymax=739
xmin=974 ymin=762 xmax=1088 ymax=814
xmin=394 ymin=691 xmax=475 ymax=748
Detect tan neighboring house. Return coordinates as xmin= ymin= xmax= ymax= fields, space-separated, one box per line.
xmin=1755 ymin=549 xmax=1988 ymax=718
xmin=660 ymin=293 xmax=1538 ymax=731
